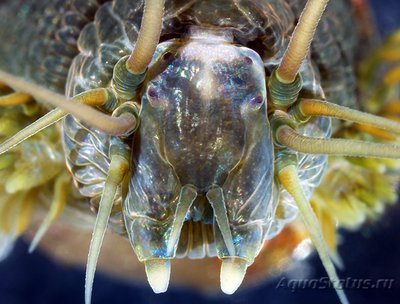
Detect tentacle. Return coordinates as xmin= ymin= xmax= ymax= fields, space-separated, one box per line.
xmin=268 ymin=0 xmax=330 ymax=107
xmin=276 ymin=125 xmax=400 ymax=158
xmin=85 ymin=152 xmax=129 ymax=304
xmin=0 ymin=86 xmax=128 ymax=156
xmin=0 ymin=92 xmax=32 ymax=107
xmin=0 ymin=70 xmax=136 ymax=136
xmin=276 ymin=0 xmax=329 ymax=83
xmin=0 ymin=108 xmax=65 ymax=156
xmin=272 ymin=111 xmax=400 ymax=158
xmin=352 ymin=124 xmax=396 ymax=141
xmin=278 ymin=163 xmax=349 ymax=304
xmin=127 ymin=0 xmax=165 ymax=74
xmin=292 ymin=98 xmax=400 ymax=134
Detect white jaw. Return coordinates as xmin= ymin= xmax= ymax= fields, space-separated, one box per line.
xmin=144 ymin=259 xmax=171 ymax=294
xmin=220 ymin=257 xmax=248 ymax=295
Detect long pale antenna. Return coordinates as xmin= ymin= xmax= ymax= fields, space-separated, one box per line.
xmin=276 ymin=125 xmax=400 ymax=158
xmin=0 ymin=87 xmax=118 ymax=156
xmin=293 ymin=99 xmax=400 ymax=134
xmin=127 ymin=0 xmax=165 ymax=74
xmin=0 ymin=92 xmax=32 ymax=106
xmin=85 ymin=154 xmax=129 ymax=304
xmin=0 ymin=108 xmax=65 ymax=155
xmin=278 ymin=164 xmax=349 ymax=304
xmin=0 ymin=70 xmax=136 ymax=136
xmin=277 ymin=0 xmax=329 ymax=83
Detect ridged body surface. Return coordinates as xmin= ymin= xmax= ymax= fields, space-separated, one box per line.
xmin=0 ymin=0 xmax=362 ymax=258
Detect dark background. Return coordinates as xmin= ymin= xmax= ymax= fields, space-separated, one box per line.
xmin=1 ymin=0 xmax=400 ymax=303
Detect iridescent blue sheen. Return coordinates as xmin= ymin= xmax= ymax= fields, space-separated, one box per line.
xmin=124 ymin=29 xmax=274 ymax=263
xmin=53 ymin=0 xmax=355 ymax=262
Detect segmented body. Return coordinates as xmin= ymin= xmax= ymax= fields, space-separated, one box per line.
xmin=1 ymin=2 xmax=400 ymax=303
xmin=0 ymin=0 xmax=365 ymax=260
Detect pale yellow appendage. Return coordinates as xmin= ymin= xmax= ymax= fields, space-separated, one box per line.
xmin=0 ymin=88 xmax=116 ymax=156
xmin=277 ymin=0 xmax=329 ymax=83
xmin=85 ymin=155 xmax=129 ymax=304
xmin=0 ymin=71 xmax=135 ymax=136
xmin=276 ymin=125 xmax=400 ymax=158
xmin=278 ymin=165 xmax=349 ymax=304
xmin=0 ymin=189 xmax=36 ymax=237
xmin=127 ymin=0 xmax=165 ymax=74
xmin=28 ymin=173 xmax=71 ymax=253
xmin=0 ymin=92 xmax=32 ymax=107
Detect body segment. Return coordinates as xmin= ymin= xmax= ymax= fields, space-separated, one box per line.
xmin=1 ymin=0 xmax=397 ymax=303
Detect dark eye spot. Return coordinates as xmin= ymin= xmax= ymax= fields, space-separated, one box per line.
xmin=163 ymin=52 xmax=174 ymax=61
xmin=147 ymin=86 xmax=167 ymax=109
xmin=244 ymin=56 xmax=253 ymax=65
xmin=254 ymin=96 xmax=263 ymax=104
xmin=148 ymin=88 xmax=158 ymax=99
xmin=250 ymin=95 xmax=264 ymax=108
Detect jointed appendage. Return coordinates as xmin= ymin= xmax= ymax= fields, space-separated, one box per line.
xmin=276 ymin=0 xmax=329 ymax=83
xmin=0 ymin=72 xmax=138 ymax=138
xmin=0 ymin=92 xmax=32 ymax=107
xmin=269 ymin=1 xmax=399 ymax=303
xmin=1 ymin=0 xmax=399 ymax=302
xmin=85 ymin=148 xmax=130 ymax=304
xmin=0 ymin=1 xmax=164 ymax=303
xmin=277 ymin=162 xmax=349 ymax=304
xmin=127 ymin=0 xmax=165 ymax=74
